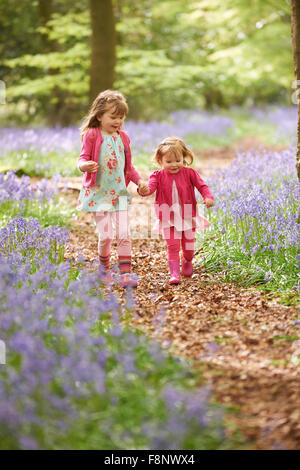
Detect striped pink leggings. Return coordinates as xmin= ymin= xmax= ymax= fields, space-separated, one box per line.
xmin=93 ymin=210 xmax=131 ymax=258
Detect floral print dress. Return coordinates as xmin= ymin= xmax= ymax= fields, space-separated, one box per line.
xmin=77 ymin=133 xmax=131 ymax=212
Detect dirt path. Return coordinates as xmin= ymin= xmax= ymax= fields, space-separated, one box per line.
xmin=62 ymin=139 xmax=300 ymax=450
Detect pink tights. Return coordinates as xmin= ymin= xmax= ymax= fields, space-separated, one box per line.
xmin=94 ymin=210 xmax=131 ymax=258
xmin=163 ymin=226 xmax=195 ymax=262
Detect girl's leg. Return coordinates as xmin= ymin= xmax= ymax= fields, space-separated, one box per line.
xmin=113 ymin=210 xmax=131 ymax=273
xmin=181 ymin=228 xmax=195 ymax=277
xmin=182 ymin=228 xmax=195 ymax=260
xmin=163 ymin=226 xmax=181 ymax=284
xmin=113 ymin=210 xmax=137 ymax=287
xmin=94 ymin=212 xmax=114 ymax=279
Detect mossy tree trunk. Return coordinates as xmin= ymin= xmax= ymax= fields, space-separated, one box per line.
xmin=89 ymin=0 xmax=116 ymax=104
xmin=38 ymin=0 xmax=53 ymax=52
xmin=291 ymin=0 xmax=300 ymax=184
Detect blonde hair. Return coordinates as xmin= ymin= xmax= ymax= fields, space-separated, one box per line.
xmin=80 ymin=89 xmax=128 ymax=138
xmin=153 ymin=136 xmax=194 ymax=166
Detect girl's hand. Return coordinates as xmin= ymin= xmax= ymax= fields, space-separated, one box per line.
xmin=137 ymin=181 xmax=150 ymax=196
xmin=140 ymin=186 xmax=150 ymax=196
xmin=79 ymin=160 xmax=99 ymax=173
xmin=204 ymin=198 xmax=214 ymax=208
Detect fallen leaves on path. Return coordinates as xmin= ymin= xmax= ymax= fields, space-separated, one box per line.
xmin=61 ymin=149 xmax=299 ymax=450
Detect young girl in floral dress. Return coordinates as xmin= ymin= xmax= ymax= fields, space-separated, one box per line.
xmin=77 ymin=89 xmax=148 ymax=287
xmin=139 ymin=136 xmax=214 ymax=285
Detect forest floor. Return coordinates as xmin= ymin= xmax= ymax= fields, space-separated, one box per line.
xmin=61 ymin=137 xmax=300 ymax=450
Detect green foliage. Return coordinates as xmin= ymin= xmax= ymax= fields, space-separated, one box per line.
xmin=0 ymin=150 xmax=81 ymax=178
xmin=199 ymin=225 xmax=299 ymax=293
xmin=0 ymin=195 xmax=75 ymax=229
xmin=0 ymin=0 xmax=294 ymax=124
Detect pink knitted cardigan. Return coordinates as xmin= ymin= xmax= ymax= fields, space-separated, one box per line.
xmin=77 ymin=128 xmax=141 ymax=188
xmin=144 ymin=167 xmax=214 ymax=222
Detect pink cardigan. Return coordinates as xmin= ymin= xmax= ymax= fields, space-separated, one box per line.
xmin=143 ymin=167 xmax=213 ymax=222
xmin=77 ymin=128 xmax=141 ymax=188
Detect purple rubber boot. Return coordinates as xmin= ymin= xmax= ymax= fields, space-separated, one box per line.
xmin=168 ymin=259 xmax=181 ymax=285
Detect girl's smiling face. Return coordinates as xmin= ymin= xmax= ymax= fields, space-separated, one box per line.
xmin=160 ymin=151 xmax=184 ymax=174
xmin=98 ymin=106 xmax=125 ymax=135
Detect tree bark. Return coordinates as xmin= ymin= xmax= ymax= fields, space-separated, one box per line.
xmin=291 ymin=0 xmax=300 ymax=183
xmin=89 ymin=0 xmax=116 ymax=103
xmin=38 ymin=0 xmax=53 ymax=52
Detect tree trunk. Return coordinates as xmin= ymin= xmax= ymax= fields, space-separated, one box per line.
xmin=291 ymin=0 xmax=300 ymax=183
xmin=38 ymin=0 xmax=53 ymax=52
xmin=89 ymin=0 xmax=116 ymax=103
xmin=204 ymin=89 xmax=225 ymax=110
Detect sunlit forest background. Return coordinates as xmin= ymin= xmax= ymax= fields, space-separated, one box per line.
xmin=0 ymin=0 xmax=293 ymax=125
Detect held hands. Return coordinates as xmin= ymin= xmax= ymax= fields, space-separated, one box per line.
xmin=137 ymin=180 xmax=150 ymax=196
xmin=203 ymin=198 xmax=214 ymax=208
xmin=80 ymin=160 xmax=99 ymax=173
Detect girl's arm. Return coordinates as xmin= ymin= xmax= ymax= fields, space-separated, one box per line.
xmin=190 ymin=168 xmax=214 ymax=201
xmin=120 ymin=131 xmax=141 ymax=184
xmin=128 ymin=162 xmax=142 ymax=185
xmin=127 ymin=158 xmax=147 ymax=192
xmin=77 ymin=129 xmax=96 ymax=172
xmin=122 ymin=132 xmax=149 ymax=192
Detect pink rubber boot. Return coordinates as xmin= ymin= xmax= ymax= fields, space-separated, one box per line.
xmin=168 ymin=259 xmax=181 ymax=285
xmin=181 ymin=257 xmax=193 ymax=277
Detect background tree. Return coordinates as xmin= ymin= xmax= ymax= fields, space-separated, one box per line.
xmin=1 ymin=0 xmax=293 ymax=124
xmin=89 ymin=0 xmax=116 ymax=103
xmin=39 ymin=0 xmax=53 ymax=52
xmin=291 ymin=0 xmax=300 ymax=186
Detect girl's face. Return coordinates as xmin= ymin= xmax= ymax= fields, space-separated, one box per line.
xmin=160 ymin=151 xmax=184 ymax=174
xmin=98 ymin=106 xmax=125 ymax=135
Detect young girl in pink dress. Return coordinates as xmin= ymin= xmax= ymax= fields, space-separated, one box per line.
xmin=77 ymin=89 xmax=148 ymax=287
xmin=139 ymin=136 xmax=214 ymax=285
